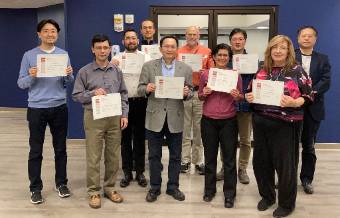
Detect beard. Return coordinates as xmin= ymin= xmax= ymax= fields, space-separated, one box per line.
xmin=125 ymin=44 xmax=138 ymax=52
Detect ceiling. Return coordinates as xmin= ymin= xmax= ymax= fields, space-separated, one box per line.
xmin=0 ymin=0 xmax=63 ymax=8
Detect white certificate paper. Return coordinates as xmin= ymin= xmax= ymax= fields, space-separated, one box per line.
xmin=141 ymin=45 xmax=161 ymax=60
xmin=37 ymin=54 xmax=68 ymax=77
xmin=252 ymin=80 xmax=284 ymax=106
xmin=91 ymin=93 xmax=122 ymax=120
xmin=232 ymin=54 xmax=259 ymax=74
xmin=123 ymin=73 xmax=140 ymax=98
xmin=120 ymin=53 xmax=145 ymax=74
xmin=155 ymin=76 xmax=184 ymax=99
xmin=178 ymin=53 xmax=203 ymax=72
xmin=207 ymin=68 xmax=238 ymax=93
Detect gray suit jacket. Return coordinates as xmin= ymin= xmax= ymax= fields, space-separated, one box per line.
xmin=137 ymin=59 xmax=193 ymax=133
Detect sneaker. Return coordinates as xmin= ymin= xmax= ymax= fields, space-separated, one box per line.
xmin=238 ymin=169 xmax=250 ymax=184
xmin=216 ymin=168 xmax=224 ymax=181
xmin=30 ymin=191 xmax=43 ymax=204
xmin=180 ymin=162 xmax=190 ymax=173
xmin=166 ymin=189 xmax=185 ymax=201
xmin=55 ymin=185 xmax=71 ymax=198
xmin=195 ymin=164 xmax=205 ymax=175
xmin=302 ymin=181 xmax=314 ymax=194
xmin=146 ymin=189 xmax=161 ymax=202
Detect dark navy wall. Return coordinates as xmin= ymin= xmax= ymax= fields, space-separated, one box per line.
xmin=65 ymin=0 xmax=340 ymax=142
xmin=38 ymin=4 xmax=65 ymax=49
xmin=0 ymin=9 xmax=37 ymax=107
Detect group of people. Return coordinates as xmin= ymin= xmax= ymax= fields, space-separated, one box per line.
xmin=18 ymin=17 xmax=331 ymax=218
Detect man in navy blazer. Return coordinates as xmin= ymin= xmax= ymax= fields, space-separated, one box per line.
xmin=296 ymin=26 xmax=331 ymax=194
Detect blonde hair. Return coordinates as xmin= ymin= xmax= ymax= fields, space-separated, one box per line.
xmin=263 ymin=35 xmax=296 ymax=73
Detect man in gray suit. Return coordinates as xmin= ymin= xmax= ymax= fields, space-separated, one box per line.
xmin=138 ymin=35 xmax=193 ymax=202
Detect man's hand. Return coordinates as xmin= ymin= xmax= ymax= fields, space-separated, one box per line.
xmin=29 ymin=67 xmax=37 ymax=77
xmin=65 ymin=66 xmax=73 ymax=75
xmin=183 ymin=86 xmax=189 ymax=97
xmin=146 ymin=83 xmax=156 ymax=94
xmin=121 ymin=117 xmax=128 ymax=130
xmin=94 ymin=88 xmax=107 ymax=96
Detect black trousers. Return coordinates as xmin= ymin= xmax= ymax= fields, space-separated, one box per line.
xmin=300 ymin=109 xmax=320 ymax=184
xmin=146 ymin=120 xmax=182 ymax=191
xmin=27 ymin=104 xmax=68 ymax=192
xmin=201 ymin=115 xmax=238 ymax=198
xmin=121 ymin=97 xmax=147 ymax=174
xmin=252 ymin=114 xmax=300 ymax=210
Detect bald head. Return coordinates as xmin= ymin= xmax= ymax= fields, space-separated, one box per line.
xmin=185 ymin=26 xmax=200 ymax=47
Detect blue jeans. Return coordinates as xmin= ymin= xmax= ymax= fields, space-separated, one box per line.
xmin=146 ymin=121 xmax=182 ymax=192
xmin=27 ymin=104 xmax=68 ymax=192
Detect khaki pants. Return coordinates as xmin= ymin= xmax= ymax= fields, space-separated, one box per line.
xmin=181 ymin=91 xmax=203 ymax=165
xmin=237 ymin=112 xmax=252 ymax=170
xmin=84 ymin=109 xmax=121 ymax=196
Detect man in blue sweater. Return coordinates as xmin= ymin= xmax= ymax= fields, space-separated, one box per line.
xmin=17 ymin=19 xmax=73 ymax=204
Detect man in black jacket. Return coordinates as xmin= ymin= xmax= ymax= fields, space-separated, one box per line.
xmin=296 ymin=26 xmax=331 ymax=194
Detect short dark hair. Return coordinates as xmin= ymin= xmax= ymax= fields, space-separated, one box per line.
xmin=229 ymin=28 xmax=247 ymax=41
xmin=160 ymin=35 xmax=178 ymax=47
xmin=37 ymin=19 xmax=60 ymax=32
xmin=297 ymin=25 xmax=318 ymax=37
xmin=123 ymin=28 xmax=138 ymax=38
xmin=212 ymin=43 xmax=232 ymax=57
xmin=91 ymin=34 xmax=112 ymax=47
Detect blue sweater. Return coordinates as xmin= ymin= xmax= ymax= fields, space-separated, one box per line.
xmin=17 ymin=47 xmax=74 ymax=108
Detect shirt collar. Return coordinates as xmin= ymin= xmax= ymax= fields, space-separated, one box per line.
xmin=92 ymin=60 xmax=113 ymax=71
xmin=161 ymin=58 xmax=176 ymax=69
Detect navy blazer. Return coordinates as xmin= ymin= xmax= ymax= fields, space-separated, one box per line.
xmin=295 ymin=49 xmax=331 ymax=121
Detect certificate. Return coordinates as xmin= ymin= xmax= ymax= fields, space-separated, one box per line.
xmin=155 ymin=76 xmax=184 ymax=99
xmin=91 ymin=93 xmax=122 ymax=120
xmin=232 ymin=54 xmax=259 ymax=74
xmin=120 ymin=53 xmax=145 ymax=74
xmin=252 ymin=79 xmax=284 ymax=106
xmin=178 ymin=53 xmax=203 ymax=72
xmin=207 ymin=68 xmax=238 ymax=93
xmin=37 ymin=54 xmax=68 ymax=77
xmin=123 ymin=73 xmax=140 ymax=98
xmin=141 ymin=45 xmax=161 ymax=60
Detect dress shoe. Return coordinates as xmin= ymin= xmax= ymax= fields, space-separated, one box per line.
xmin=89 ymin=194 xmax=101 ymax=209
xmin=104 ymin=190 xmax=123 ymax=203
xmin=203 ymin=193 xmax=215 ymax=202
xmin=238 ymin=168 xmax=250 ymax=184
xmin=166 ymin=189 xmax=185 ymax=201
xmin=136 ymin=173 xmax=147 ymax=187
xmin=120 ymin=172 xmax=133 ymax=188
xmin=146 ymin=189 xmax=161 ymax=202
xmin=273 ymin=206 xmax=294 ymax=217
xmin=224 ymin=197 xmax=234 ymax=208
xmin=302 ymin=182 xmax=314 ymax=194
xmin=257 ymin=198 xmax=275 ymax=211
